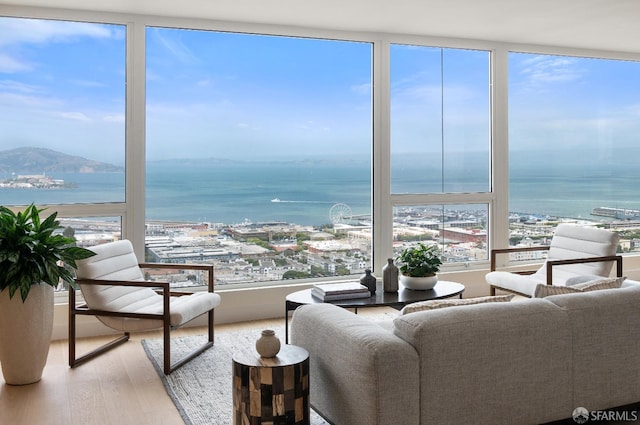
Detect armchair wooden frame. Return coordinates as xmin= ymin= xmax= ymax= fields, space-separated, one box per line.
xmin=489 ymin=245 xmax=623 ymax=297
xmin=69 ymin=263 xmax=215 ymax=375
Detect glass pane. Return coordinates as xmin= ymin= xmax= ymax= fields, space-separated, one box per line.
xmin=57 ymin=216 xmax=122 ymax=291
xmin=509 ymin=53 xmax=640 ymax=251
xmin=146 ymin=28 xmax=373 ymax=286
xmin=393 ymin=204 xmax=488 ymax=263
xmin=0 ymin=17 xmax=126 ymax=205
xmin=390 ymin=45 xmax=491 ymax=194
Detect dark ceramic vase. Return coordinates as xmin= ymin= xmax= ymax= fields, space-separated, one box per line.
xmin=360 ymin=268 xmax=377 ymax=295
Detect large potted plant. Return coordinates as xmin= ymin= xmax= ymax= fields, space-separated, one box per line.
xmin=396 ymin=242 xmax=443 ymax=290
xmin=0 ymin=204 xmax=95 ymax=385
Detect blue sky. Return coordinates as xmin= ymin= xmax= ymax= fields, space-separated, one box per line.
xmin=145 ymin=27 xmax=372 ymax=161
xmin=0 ymin=16 xmax=638 ymax=165
xmin=509 ymin=53 xmax=640 ymax=154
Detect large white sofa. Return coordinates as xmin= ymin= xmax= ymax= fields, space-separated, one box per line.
xmin=290 ymin=284 xmax=640 ymax=425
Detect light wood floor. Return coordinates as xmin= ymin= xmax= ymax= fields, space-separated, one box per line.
xmin=0 ymin=317 xmax=283 ymax=425
xmin=0 ymin=308 xmax=393 ymax=425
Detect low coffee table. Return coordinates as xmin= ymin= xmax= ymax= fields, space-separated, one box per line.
xmin=284 ymin=280 xmax=465 ymax=343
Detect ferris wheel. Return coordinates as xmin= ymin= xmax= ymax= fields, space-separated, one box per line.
xmin=329 ymin=203 xmax=352 ymax=224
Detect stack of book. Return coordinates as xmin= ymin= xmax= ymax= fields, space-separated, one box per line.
xmin=311 ymin=282 xmax=371 ymax=301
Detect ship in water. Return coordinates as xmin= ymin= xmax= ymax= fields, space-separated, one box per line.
xmin=271 ymin=198 xmax=281 ymax=202
xmin=591 ymin=206 xmax=640 ymax=220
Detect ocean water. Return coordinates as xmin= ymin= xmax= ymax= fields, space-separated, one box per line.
xmin=145 ymin=159 xmax=371 ymax=225
xmin=1 ymin=156 xmax=638 ymax=225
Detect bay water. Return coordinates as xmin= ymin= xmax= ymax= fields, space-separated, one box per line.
xmin=1 ymin=156 xmax=637 ymax=225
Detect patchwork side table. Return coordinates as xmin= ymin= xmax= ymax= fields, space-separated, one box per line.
xmin=232 ymin=344 xmax=310 ymax=425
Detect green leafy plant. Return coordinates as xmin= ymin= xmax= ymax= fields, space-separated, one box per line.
xmin=396 ymin=242 xmax=442 ymax=277
xmin=0 ymin=204 xmax=96 ymax=301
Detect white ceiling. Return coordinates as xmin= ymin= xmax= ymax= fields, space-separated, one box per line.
xmin=1 ymin=0 xmax=640 ymax=55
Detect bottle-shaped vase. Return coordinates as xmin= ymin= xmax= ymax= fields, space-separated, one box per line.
xmin=382 ymin=258 xmax=399 ymax=293
xmin=360 ymin=268 xmax=377 ymax=295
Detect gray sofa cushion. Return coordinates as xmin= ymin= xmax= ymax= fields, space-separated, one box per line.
xmin=393 ymin=299 xmax=573 ymax=425
xmin=544 ymin=285 xmax=640 ymax=411
xmin=291 ymin=303 xmax=420 ymax=425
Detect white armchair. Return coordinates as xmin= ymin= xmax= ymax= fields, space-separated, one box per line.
xmin=69 ymin=239 xmax=221 ymax=374
xmin=486 ymin=224 xmax=622 ymax=297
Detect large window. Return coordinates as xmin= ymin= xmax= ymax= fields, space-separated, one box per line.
xmin=0 ymin=17 xmax=126 ymax=207
xmin=145 ymin=28 xmax=372 ymax=286
xmin=390 ymin=45 xmax=491 ymax=262
xmin=0 ymin=17 xmax=127 ymax=292
xmin=4 ymin=9 xmax=640 ymax=294
xmin=509 ymin=53 xmax=640 ymax=250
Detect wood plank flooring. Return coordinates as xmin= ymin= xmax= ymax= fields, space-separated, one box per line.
xmin=0 ymin=317 xmax=282 ymax=425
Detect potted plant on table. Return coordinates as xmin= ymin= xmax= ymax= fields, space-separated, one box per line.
xmin=396 ymin=242 xmax=443 ymax=290
xmin=0 ymin=204 xmax=96 ymax=385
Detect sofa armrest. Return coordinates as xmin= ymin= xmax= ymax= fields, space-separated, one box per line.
xmin=291 ymin=304 xmax=419 ymax=425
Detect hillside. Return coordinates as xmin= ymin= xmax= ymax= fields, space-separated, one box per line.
xmin=0 ymin=147 xmax=123 ymax=174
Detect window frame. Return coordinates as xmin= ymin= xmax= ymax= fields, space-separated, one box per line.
xmin=2 ymin=7 xmax=639 ymax=291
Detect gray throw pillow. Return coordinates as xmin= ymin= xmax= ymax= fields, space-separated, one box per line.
xmin=534 ymin=276 xmax=625 ymax=298
xmin=401 ymin=295 xmax=514 ymax=315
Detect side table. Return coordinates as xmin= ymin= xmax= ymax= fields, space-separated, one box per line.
xmin=232 ymin=344 xmax=310 ymax=425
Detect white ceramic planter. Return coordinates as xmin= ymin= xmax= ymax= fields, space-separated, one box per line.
xmin=400 ymin=274 xmax=438 ymax=290
xmin=0 ymin=284 xmax=54 ymax=385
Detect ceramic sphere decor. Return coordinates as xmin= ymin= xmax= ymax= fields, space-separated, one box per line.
xmin=400 ymin=274 xmax=438 ymax=291
xmin=255 ymin=329 xmax=281 ymax=358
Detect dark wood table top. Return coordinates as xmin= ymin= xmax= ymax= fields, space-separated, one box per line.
xmin=233 ymin=344 xmax=309 ymax=368
xmin=285 ymin=280 xmax=465 ymax=310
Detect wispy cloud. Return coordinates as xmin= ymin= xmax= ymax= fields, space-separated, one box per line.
xmin=55 ymin=111 xmax=92 ymax=122
xmin=351 ymin=82 xmax=371 ymax=95
xmin=103 ymin=114 xmax=125 ymax=123
xmin=148 ymin=28 xmax=199 ymax=65
xmin=394 ymin=83 xmax=441 ymax=101
xmin=0 ymin=79 xmax=42 ymax=94
xmin=516 ymin=55 xmax=585 ymax=89
xmin=0 ymin=91 xmax=59 ymax=108
xmin=70 ymin=79 xmax=108 ymax=88
xmin=0 ymin=53 xmax=32 ymax=73
xmin=0 ymin=17 xmax=119 ymax=47
xmin=629 ymin=104 xmax=640 ymax=117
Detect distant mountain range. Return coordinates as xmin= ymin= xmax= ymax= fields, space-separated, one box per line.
xmin=0 ymin=147 xmax=123 ymax=174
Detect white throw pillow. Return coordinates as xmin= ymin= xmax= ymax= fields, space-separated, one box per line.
xmin=401 ymin=295 xmax=514 ymax=315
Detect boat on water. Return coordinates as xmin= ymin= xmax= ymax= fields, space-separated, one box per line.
xmin=271 ymin=198 xmax=281 ymax=202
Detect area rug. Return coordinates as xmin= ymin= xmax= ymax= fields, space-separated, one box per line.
xmin=142 ymin=325 xmax=329 ymax=425
xmin=142 ymin=310 xmax=397 ymax=425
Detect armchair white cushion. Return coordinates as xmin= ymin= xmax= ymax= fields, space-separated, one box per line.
xmin=486 ymin=224 xmax=621 ymax=297
xmin=69 ymin=239 xmax=221 ymax=374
